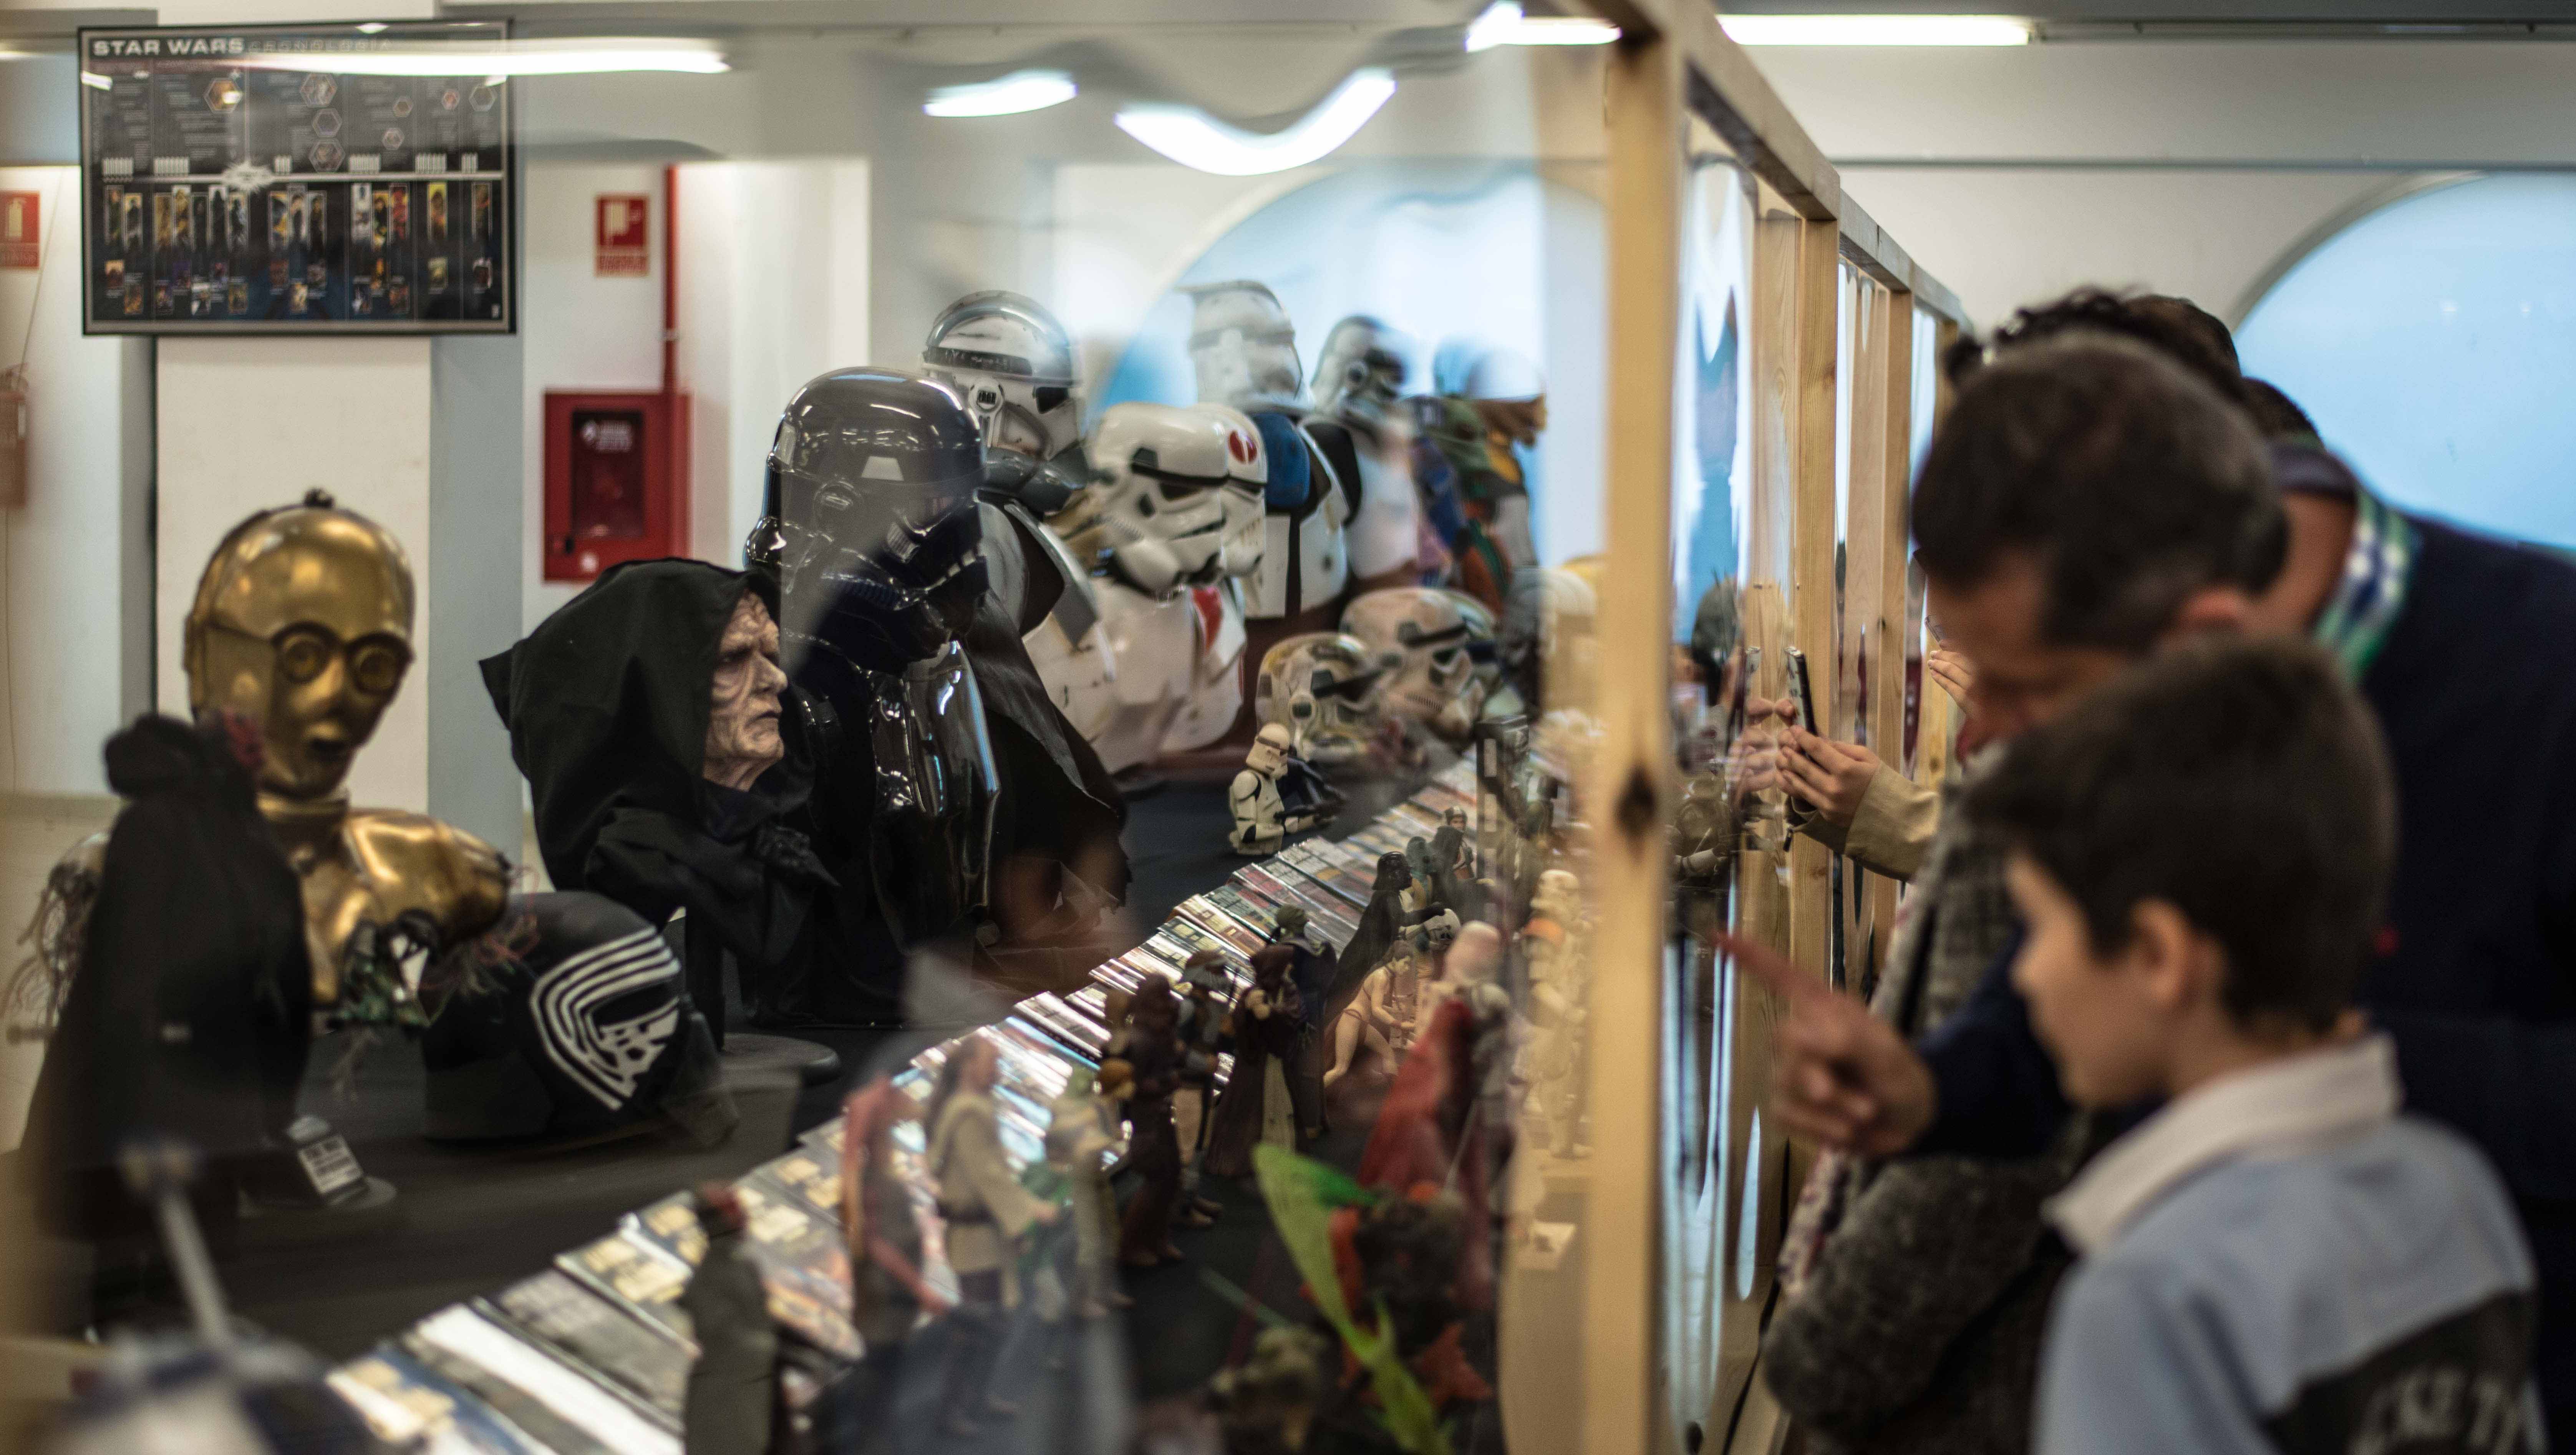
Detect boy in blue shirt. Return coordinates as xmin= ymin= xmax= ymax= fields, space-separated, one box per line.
xmin=1969 ymin=638 xmax=2541 ymax=1454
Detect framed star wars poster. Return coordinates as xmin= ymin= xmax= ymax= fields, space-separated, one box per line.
xmin=77 ymin=20 xmax=515 ymax=335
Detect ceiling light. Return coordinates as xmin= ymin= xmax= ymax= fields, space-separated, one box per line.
xmin=925 ymin=69 xmax=1077 ymax=118
xmin=234 ymin=38 xmax=728 ymax=78
xmin=355 ymin=22 xmax=388 ymax=33
xmin=80 ymin=70 xmax=111 ymax=89
xmin=1465 ymin=2 xmax=1621 ymax=51
xmin=1114 ymin=67 xmax=1396 ymax=176
xmin=1718 ymin=14 xmax=2032 ymax=45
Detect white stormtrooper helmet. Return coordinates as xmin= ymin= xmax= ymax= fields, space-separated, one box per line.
xmin=1341 ymin=587 xmax=1481 ymax=728
xmin=1254 ymin=630 xmax=1386 ymax=765
xmin=1310 ymin=315 xmax=1410 ymax=430
xmin=1092 ymin=401 xmax=1269 ymax=598
xmin=921 ymin=290 xmax=1082 ymax=460
xmin=1186 ymin=279 xmax=1305 ymax=413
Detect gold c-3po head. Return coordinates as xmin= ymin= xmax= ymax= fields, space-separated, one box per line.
xmin=184 ymin=490 xmax=414 ymax=802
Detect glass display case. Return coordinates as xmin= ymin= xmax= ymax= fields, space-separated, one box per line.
xmin=0 ymin=3 xmax=1976 ymax=1453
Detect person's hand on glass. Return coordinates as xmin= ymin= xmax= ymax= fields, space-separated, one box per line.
xmin=1720 ymin=932 xmax=1936 ymax=1157
xmin=1782 ymin=729 xmax=1881 ymax=826
xmin=1927 ymin=645 xmax=1974 ymax=709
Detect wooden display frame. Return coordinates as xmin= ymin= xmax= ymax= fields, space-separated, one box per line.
xmin=1568 ymin=4 xmax=1974 ymax=1453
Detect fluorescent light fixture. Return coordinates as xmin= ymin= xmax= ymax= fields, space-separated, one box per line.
xmin=355 ymin=22 xmax=388 ymax=33
xmin=1114 ymin=67 xmax=1395 ymax=176
xmin=234 ymin=38 xmax=728 ymax=77
xmin=925 ymin=69 xmax=1076 ymax=118
xmin=1718 ymin=14 xmax=2032 ymax=45
xmin=80 ymin=70 xmax=111 ymax=89
xmin=1465 ymin=2 xmax=1621 ymax=51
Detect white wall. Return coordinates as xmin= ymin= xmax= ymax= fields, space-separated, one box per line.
xmin=0 ymin=166 xmax=146 ymax=797
xmin=1745 ymin=39 xmax=2564 ymax=328
xmin=675 ymin=161 xmax=870 ymax=568
xmin=157 ymin=337 xmax=435 ymax=811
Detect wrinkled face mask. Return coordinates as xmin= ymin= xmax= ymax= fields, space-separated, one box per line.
xmin=704 ymin=592 xmax=787 ymax=791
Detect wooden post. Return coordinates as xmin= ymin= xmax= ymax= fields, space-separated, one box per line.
xmin=1586 ymin=26 xmax=1683 ymax=1455
xmin=1785 ymin=218 xmax=1839 ymax=988
xmin=1916 ymin=316 xmax=1964 ymax=790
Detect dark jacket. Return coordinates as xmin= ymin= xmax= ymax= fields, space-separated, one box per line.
xmin=1917 ymin=495 xmax=2576 ymax=1431
xmin=24 ymin=716 xmax=312 ymax=1235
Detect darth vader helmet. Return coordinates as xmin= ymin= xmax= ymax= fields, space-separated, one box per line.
xmin=1091 ymin=401 xmax=1269 ymax=598
xmin=747 ymin=368 xmax=989 ymax=677
xmin=1309 ymin=315 xmax=1410 ymax=430
xmin=921 ymin=290 xmax=1083 ymax=462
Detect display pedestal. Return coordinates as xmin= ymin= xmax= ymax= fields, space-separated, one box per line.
xmin=723 ymin=1032 xmax=840 ymax=1088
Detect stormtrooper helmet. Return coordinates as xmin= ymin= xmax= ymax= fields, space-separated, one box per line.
xmin=1186 ymin=280 xmax=1305 ymax=413
xmin=1091 ymin=401 xmax=1269 ymax=598
xmin=1309 ymin=315 xmax=1410 ymax=429
xmin=1341 ymin=587 xmax=1482 ymax=728
xmin=921 ymin=290 xmax=1082 ymax=461
xmin=1254 ymin=631 xmax=1386 ymax=765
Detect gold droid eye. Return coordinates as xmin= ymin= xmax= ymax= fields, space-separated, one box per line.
xmin=350 ymin=639 xmax=408 ymax=694
xmin=274 ymin=630 xmax=333 ymax=683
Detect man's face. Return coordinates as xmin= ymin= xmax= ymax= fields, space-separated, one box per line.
xmin=2004 ymin=854 xmax=2169 ymax=1108
xmin=1926 ymin=553 xmax=2135 ymax=741
xmin=704 ymin=592 xmax=786 ymax=790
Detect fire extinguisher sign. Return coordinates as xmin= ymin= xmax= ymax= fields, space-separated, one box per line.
xmin=0 ymin=192 xmax=39 ymax=270
xmin=595 ymin=194 xmax=649 ymax=278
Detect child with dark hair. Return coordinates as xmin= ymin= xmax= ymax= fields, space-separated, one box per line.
xmin=1966 ymin=638 xmax=2539 ymax=1455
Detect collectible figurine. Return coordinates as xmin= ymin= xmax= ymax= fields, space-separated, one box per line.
xmin=1265 ymin=905 xmax=1336 ymax=1138
xmin=927 ymin=1036 xmax=1054 ymax=1436
xmin=1417 ymin=341 xmax=1547 ymax=615
xmin=1362 ymin=923 xmax=1510 ymax=1309
xmin=186 ymin=491 xmax=506 ymax=1018
xmin=1323 ymin=933 xmax=1429 ymax=1094
xmin=1112 ymin=978 xmax=1186 ymax=1268
xmin=1522 ymin=869 xmax=1589 ymax=1157
xmin=1173 ymin=950 xmax=1233 ymax=1226
xmin=1035 ymin=1067 xmax=1121 ymax=1319
xmin=1228 ymin=724 xmax=1341 ymax=855
xmin=18 ymin=715 xmax=315 ymax=1261
xmin=840 ymin=1076 xmax=945 ymax=1431
xmin=922 ymin=291 xmax=1121 ymax=742
xmin=1308 ymin=314 xmax=1422 ymax=591
xmin=1202 ymin=945 xmax=1303 ymax=1179
xmin=418 ymin=890 xmax=734 ymax=1147
xmin=1208 ymin=1326 xmax=1333 ymax=1455
xmin=745 ymin=368 xmax=1129 ymax=994
xmin=485 ymin=561 xmax=874 ymax=1031
xmin=1253 ymin=632 xmax=1389 ymax=768
xmin=1041 ymin=401 xmax=1268 ymax=774
xmin=678 ymin=1182 xmax=777 ymax=1455
xmin=1342 ymin=587 xmax=1487 ymax=742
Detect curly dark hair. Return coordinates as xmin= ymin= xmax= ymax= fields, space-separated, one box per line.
xmin=1947 ymin=288 xmax=2249 ymax=411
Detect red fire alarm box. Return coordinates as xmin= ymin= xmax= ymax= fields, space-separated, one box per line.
xmin=543 ymin=389 xmax=690 ymax=582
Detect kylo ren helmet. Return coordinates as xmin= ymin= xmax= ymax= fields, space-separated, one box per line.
xmin=921 ymin=290 xmax=1083 ymax=462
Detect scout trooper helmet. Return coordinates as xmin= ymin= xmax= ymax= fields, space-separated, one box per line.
xmin=1309 ymin=315 xmax=1410 ymax=429
xmin=1091 ymin=401 xmax=1268 ymax=598
xmin=1254 ymin=631 xmax=1386 ymax=765
xmin=1341 ymin=587 xmax=1481 ymax=727
xmin=1186 ymin=280 xmax=1305 ymax=413
xmin=921 ymin=290 xmax=1082 ymax=461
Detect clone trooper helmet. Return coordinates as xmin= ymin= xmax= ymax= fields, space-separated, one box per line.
xmin=1341 ymin=587 xmax=1480 ymax=727
xmin=1254 ymin=631 xmax=1386 ymax=764
xmin=1091 ymin=401 xmax=1269 ymax=598
xmin=921 ymin=290 xmax=1082 ymax=461
xmin=1309 ymin=315 xmax=1410 ymax=430
xmin=1186 ymin=280 xmax=1305 ymax=413
xmin=748 ymin=367 xmax=988 ymax=677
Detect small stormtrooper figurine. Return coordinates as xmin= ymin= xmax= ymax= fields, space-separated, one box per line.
xmin=1186 ymin=280 xmax=1358 ymax=628
xmin=1522 ymin=868 xmax=1590 ymax=1158
xmin=1342 ymin=586 xmax=1488 ymax=742
xmin=1071 ymin=401 xmax=1269 ymax=773
xmin=921 ymin=291 xmax=1118 ymax=739
xmin=1253 ymin=630 xmax=1389 ymax=767
xmin=1228 ymin=724 xmax=1340 ymax=856
xmin=1309 ymin=315 xmax=1420 ymax=588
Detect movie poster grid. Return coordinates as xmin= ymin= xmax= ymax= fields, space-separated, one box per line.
xmin=79 ymin=22 xmax=511 ymax=333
